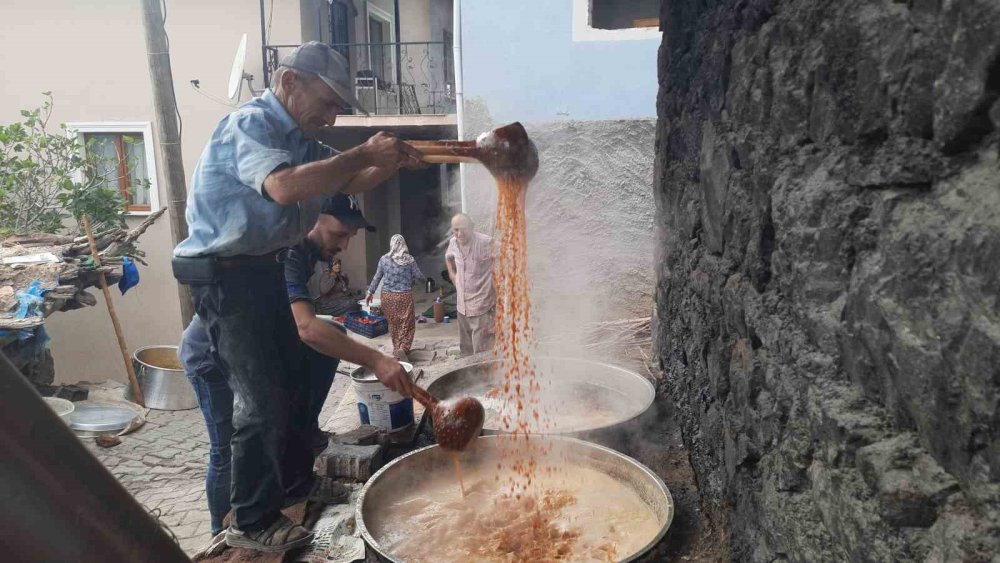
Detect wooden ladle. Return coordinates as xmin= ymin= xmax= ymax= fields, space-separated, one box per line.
xmin=406 ymin=122 xmax=539 ymax=182
xmin=410 ymin=385 xmax=485 ymax=452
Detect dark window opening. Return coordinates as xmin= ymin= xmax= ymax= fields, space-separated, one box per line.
xmin=329 ymin=0 xmax=351 ymax=58
xmin=591 ymin=0 xmax=659 ymax=30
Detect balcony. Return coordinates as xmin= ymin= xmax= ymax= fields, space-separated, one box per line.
xmin=265 ymin=41 xmax=456 ymax=122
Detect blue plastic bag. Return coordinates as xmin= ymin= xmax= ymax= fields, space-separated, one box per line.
xmin=118 ymin=257 xmax=140 ymax=295
xmin=0 ymin=280 xmax=48 ymax=342
xmin=15 ymin=280 xmax=45 ymax=318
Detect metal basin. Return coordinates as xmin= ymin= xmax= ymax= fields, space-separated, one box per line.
xmin=427 ymin=357 xmax=656 ymax=437
xmin=125 ymin=345 xmax=197 ymax=410
xmin=358 ymin=435 xmax=674 ymax=562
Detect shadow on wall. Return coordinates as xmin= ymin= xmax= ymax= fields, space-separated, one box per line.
xmin=462 ymin=98 xmax=657 ymax=343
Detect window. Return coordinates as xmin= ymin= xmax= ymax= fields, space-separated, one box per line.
xmin=572 ymin=0 xmax=662 ymax=42
xmin=591 ymin=0 xmax=658 ymax=30
xmin=366 ymin=2 xmax=396 ymax=87
xmin=67 ymin=122 xmax=159 ymax=214
xmin=328 ymin=0 xmax=353 ymax=58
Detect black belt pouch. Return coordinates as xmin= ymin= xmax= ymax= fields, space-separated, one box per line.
xmin=171 ymin=256 xmax=219 ymax=285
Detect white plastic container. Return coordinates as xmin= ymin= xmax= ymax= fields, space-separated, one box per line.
xmin=350 ymin=362 xmax=414 ymax=432
xmin=358 ymin=297 xmax=384 ymax=317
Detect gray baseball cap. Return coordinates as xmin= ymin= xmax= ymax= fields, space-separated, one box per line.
xmin=279 ymin=41 xmax=369 ymax=116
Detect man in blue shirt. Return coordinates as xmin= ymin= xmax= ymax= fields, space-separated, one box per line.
xmin=181 ymin=195 xmax=392 ymax=541
xmin=172 ymin=42 xmax=420 ymax=552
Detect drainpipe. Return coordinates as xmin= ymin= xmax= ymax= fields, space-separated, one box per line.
xmin=453 ymin=0 xmax=467 ymax=212
xmin=259 ymin=0 xmax=269 ymax=87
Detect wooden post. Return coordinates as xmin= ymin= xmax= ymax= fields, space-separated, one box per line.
xmin=139 ymin=0 xmax=195 ymax=327
xmin=83 ymin=215 xmax=146 ymax=408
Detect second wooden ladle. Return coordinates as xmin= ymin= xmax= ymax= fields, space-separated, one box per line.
xmin=410 ymin=384 xmax=485 ymax=452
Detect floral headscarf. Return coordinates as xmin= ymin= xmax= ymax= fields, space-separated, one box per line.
xmin=387 ymin=234 xmax=415 ymax=265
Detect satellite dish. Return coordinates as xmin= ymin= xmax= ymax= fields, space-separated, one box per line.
xmin=228 ymin=34 xmax=248 ymax=100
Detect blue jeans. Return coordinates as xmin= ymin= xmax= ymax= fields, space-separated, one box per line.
xmin=185 ymin=365 xmax=234 ymax=536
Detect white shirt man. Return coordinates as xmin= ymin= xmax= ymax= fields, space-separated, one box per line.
xmin=445 ymin=213 xmax=496 ymax=355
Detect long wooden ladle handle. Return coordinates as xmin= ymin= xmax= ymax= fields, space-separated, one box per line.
xmin=405 ymin=140 xmax=481 ymax=165
xmin=410 ymin=385 xmax=439 ymax=410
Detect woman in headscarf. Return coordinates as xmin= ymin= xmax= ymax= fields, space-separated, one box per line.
xmin=314 ymin=258 xmax=360 ymax=316
xmin=367 ymin=234 xmax=426 ymax=361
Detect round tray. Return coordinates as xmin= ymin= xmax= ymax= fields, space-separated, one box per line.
xmin=68 ymin=401 xmax=138 ymax=434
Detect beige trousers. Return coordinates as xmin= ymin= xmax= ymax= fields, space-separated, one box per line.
xmin=458 ymin=308 xmax=496 ymax=356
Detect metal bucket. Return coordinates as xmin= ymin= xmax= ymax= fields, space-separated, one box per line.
xmin=350 ymin=362 xmax=414 ymax=432
xmin=357 ymin=435 xmax=674 ymax=562
xmin=126 ymin=345 xmax=197 ymax=410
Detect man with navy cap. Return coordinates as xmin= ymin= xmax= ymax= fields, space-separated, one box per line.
xmin=173 ymin=42 xmax=422 ymax=552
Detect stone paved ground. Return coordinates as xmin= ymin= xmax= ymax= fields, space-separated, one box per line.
xmin=85 ymin=332 xmax=458 ymax=556
xmin=83 ymin=406 xmax=217 ymax=555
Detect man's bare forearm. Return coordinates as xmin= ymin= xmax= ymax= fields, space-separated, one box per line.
xmin=292 ymin=301 xmax=384 ymax=366
xmin=341 ymin=165 xmax=398 ymax=195
xmin=307 ymin=318 xmax=384 ymax=366
xmin=263 ymin=145 xmax=372 ymax=205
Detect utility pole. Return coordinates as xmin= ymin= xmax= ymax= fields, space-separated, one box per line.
xmin=139 ymin=0 xmax=195 ymax=327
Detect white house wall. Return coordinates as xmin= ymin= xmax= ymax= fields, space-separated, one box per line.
xmin=0 ymin=0 xmax=310 ymax=385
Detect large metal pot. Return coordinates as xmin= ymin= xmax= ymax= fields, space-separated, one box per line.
xmin=357 ymin=435 xmax=674 ymax=562
xmin=427 ymin=357 xmax=656 ymax=446
xmin=125 ymin=345 xmax=197 ymax=410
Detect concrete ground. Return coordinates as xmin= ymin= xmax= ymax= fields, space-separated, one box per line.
xmin=83 ymin=322 xmax=459 ymax=556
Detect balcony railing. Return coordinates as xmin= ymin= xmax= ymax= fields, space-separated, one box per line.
xmin=265 ymin=41 xmax=456 ymax=116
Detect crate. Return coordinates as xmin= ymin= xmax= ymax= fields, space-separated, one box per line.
xmin=344 ymin=311 xmax=389 ymax=339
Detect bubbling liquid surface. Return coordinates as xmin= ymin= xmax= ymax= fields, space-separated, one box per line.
xmin=370 ymin=463 xmax=660 ymax=562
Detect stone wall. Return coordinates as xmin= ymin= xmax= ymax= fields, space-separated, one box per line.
xmin=653 ymin=0 xmax=1000 ymax=560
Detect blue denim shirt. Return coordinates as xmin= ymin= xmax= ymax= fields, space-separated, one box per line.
xmin=173 ymin=90 xmax=329 ymax=258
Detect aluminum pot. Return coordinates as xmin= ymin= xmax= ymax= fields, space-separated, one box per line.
xmin=357 ymin=435 xmax=674 ymax=562
xmin=125 ymin=345 xmax=197 ymax=410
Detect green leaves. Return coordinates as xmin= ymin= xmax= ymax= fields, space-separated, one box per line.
xmin=0 ymin=94 xmax=127 ymax=236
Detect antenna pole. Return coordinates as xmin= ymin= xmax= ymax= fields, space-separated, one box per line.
xmin=139 ymin=0 xmax=196 ymax=328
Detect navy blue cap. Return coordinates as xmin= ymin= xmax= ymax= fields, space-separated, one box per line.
xmin=321 ymin=194 xmax=375 ymax=232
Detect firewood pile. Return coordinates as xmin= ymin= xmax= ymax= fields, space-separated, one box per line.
xmin=0 ymin=209 xmax=165 ymax=331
